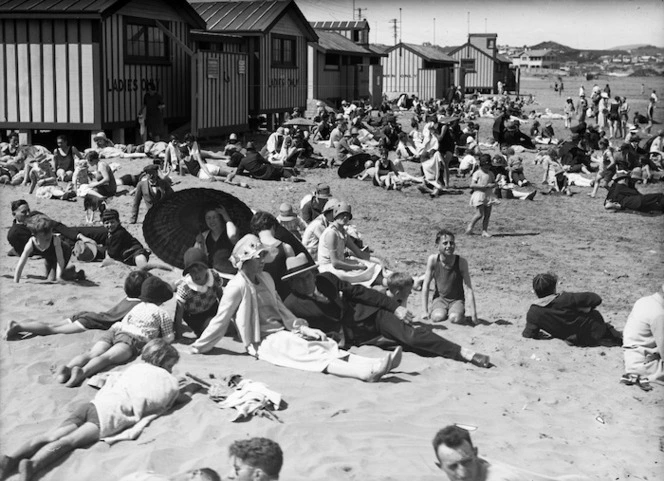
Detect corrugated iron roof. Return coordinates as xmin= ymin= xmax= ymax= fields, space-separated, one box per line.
xmin=496 ymin=53 xmax=512 ymax=63
xmin=310 ymin=20 xmax=368 ymax=30
xmin=368 ymin=44 xmax=391 ymax=55
xmin=191 ymin=0 xmax=316 ymax=40
xmin=0 ymin=0 xmax=119 ymax=13
xmin=0 ymin=0 xmax=207 ymax=27
xmin=315 ymin=30 xmax=374 ymax=56
xmin=398 ymin=43 xmax=457 ymax=63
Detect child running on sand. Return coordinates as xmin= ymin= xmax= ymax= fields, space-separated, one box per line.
xmin=5 ymin=270 xmax=151 ymax=339
xmin=422 ymin=229 xmax=479 ymax=325
xmin=466 ymin=154 xmax=497 ymax=237
xmin=0 ymin=339 xmax=194 ymax=481
xmin=13 ymin=214 xmax=84 ymax=283
xmin=56 ymin=276 xmax=174 ymax=387
xmin=174 ymin=248 xmax=224 ymax=339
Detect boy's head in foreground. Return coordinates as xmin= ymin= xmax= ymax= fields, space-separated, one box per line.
xmin=533 ymin=272 xmax=558 ymax=298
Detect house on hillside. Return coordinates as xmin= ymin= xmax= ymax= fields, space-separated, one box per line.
xmin=0 ymin=0 xmax=205 ymax=144
xmin=307 ymin=28 xmax=384 ymax=108
xmin=447 ymin=33 xmax=516 ymax=94
xmin=191 ymin=0 xmax=318 ymax=127
xmin=511 ymin=49 xmax=558 ymax=71
xmin=379 ymin=43 xmax=456 ymax=100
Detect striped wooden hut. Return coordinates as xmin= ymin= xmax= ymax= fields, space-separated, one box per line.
xmin=191 ymin=0 xmax=318 ymax=126
xmin=379 ymin=43 xmax=456 ymax=100
xmin=310 ymin=20 xmax=370 ymax=46
xmin=447 ymin=33 xmax=517 ymax=94
xmin=307 ymin=28 xmax=384 ymax=108
xmin=0 ymin=0 xmax=206 ymax=144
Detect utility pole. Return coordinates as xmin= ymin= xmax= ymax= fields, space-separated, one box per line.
xmin=467 ymin=11 xmax=470 ymax=36
xmin=399 ymin=8 xmax=402 ymax=43
xmin=433 ymin=17 xmax=436 ymax=44
xmin=356 ymin=7 xmax=366 ymax=20
xmin=352 ymin=0 xmax=355 ymax=20
xmin=389 ymin=18 xmax=398 ymax=45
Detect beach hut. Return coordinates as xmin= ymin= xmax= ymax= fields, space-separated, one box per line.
xmin=447 ymin=34 xmax=516 ymax=94
xmin=307 ymin=27 xmax=384 ymax=108
xmin=0 ymin=0 xmax=206 ymax=144
xmin=191 ymin=0 xmax=318 ymax=127
xmin=379 ymin=43 xmax=456 ymax=100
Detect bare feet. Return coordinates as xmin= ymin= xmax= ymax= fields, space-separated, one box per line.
xmin=55 ymin=366 xmax=71 ymax=384
xmin=481 ymin=231 xmax=492 ymax=238
xmin=64 ymin=366 xmax=85 ymax=387
xmin=4 ymin=321 xmax=22 ymax=340
xmin=18 ymin=459 xmax=32 ymax=481
xmin=465 ymin=228 xmax=473 ymax=235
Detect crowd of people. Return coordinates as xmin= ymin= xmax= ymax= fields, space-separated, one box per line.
xmin=1 ymin=86 xmax=662 ymax=480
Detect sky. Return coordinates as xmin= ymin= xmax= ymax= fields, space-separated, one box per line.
xmin=295 ymin=0 xmax=664 ymax=50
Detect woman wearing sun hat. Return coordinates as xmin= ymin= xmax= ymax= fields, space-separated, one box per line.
xmin=190 ymin=234 xmax=396 ymax=382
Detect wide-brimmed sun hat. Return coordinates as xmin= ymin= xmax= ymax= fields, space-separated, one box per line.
xmin=231 ymin=234 xmax=272 ymax=269
xmin=282 ymin=252 xmax=318 ymax=280
xmin=93 ymin=131 xmax=108 ymax=141
xmin=613 ymin=170 xmax=630 ymax=181
xmin=322 ymin=198 xmax=339 ymax=213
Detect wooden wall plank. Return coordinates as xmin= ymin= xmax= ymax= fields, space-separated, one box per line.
xmin=16 ymin=20 xmax=31 ymax=122
xmin=28 ymin=20 xmax=42 ymax=122
xmin=41 ymin=20 xmax=55 ymax=123
xmin=68 ymin=20 xmax=81 ymax=123
xmin=0 ymin=21 xmax=7 ymax=123
xmin=80 ymin=21 xmax=94 ymax=123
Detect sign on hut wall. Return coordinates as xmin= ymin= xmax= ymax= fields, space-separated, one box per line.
xmin=207 ymin=59 xmax=219 ymax=79
xmin=107 ymin=78 xmax=161 ymax=92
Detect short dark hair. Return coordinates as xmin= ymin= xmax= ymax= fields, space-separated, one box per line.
xmin=8 ymin=132 xmax=19 ymax=141
xmin=184 ymin=133 xmax=196 ymax=143
xmin=386 ymin=271 xmax=414 ymax=291
xmin=532 ymin=272 xmax=558 ymax=297
xmin=194 ymin=468 xmax=221 ymax=481
xmin=141 ymin=338 xmax=179 ymax=369
xmin=56 ymin=134 xmax=68 ymax=143
xmin=229 ymin=438 xmax=283 ymax=477
xmin=250 ymin=211 xmax=278 ymax=234
xmin=124 ymin=270 xmax=152 ymax=298
xmin=435 ymin=229 xmax=455 ymax=244
xmin=86 ymin=151 xmax=99 ymax=162
xmin=11 ymin=199 xmax=28 ymax=213
xmin=432 ymin=425 xmax=474 ymax=455
xmin=479 ymin=153 xmax=492 ymax=166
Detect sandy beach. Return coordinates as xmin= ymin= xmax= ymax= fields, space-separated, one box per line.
xmin=1 ymin=76 xmax=663 ymax=481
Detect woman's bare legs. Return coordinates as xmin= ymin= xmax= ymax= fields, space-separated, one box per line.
xmin=481 ymin=205 xmax=493 ymax=237
xmin=325 ymin=353 xmax=391 ymax=382
xmin=4 ymin=320 xmax=85 ymax=340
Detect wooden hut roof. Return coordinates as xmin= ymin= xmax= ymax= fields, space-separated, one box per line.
xmin=309 ymin=20 xmax=369 ymax=30
xmin=447 ymin=42 xmax=512 ymax=64
xmin=387 ymin=43 xmax=457 ymax=64
xmin=314 ymin=30 xmax=378 ymax=56
xmin=0 ymin=0 xmax=206 ymax=26
xmin=190 ymin=0 xmax=317 ymax=41
xmin=368 ymin=44 xmax=391 ymax=55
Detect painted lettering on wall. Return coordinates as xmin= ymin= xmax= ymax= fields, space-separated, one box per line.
xmin=268 ymin=78 xmax=299 ymax=87
xmin=107 ymin=78 xmax=161 ymax=92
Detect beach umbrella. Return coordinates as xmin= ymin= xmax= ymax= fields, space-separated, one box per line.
xmin=338 ymin=153 xmax=375 ymax=178
xmin=143 ymin=188 xmax=313 ymax=269
xmin=283 ymin=118 xmax=316 ymax=127
xmin=143 ymin=188 xmax=253 ymax=269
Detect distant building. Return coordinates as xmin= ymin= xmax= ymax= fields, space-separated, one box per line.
xmin=310 ymin=20 xmax=370 ymax=45
xmin=378 ymin=42 xmax=456 ymax=100
xmin=447 ymin=33 xmax=516 ymax=94
xmin=511 ymin=48 xmax=558 ymax=70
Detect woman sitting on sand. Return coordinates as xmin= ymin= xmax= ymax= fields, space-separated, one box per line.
xmin=193 ymin=205 xmax=240 ymax=277
xmin=0 ymin=339 xmax=194 ymax=481
xmin=190 ymin=234 xmax=398 ymax=382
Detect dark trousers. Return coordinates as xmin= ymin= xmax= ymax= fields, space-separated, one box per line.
xmin=373 ymin=311 xmax=462 ymax=360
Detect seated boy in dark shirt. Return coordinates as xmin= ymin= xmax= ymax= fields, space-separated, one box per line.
xmin=523 ymin=272 xmax=621 ymax=347
xmin=77 ymin=209 xmax=151 ymax=267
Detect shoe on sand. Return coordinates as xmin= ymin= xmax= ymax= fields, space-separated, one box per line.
xmin=470 ymin=353 xmax=491 ymax=368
